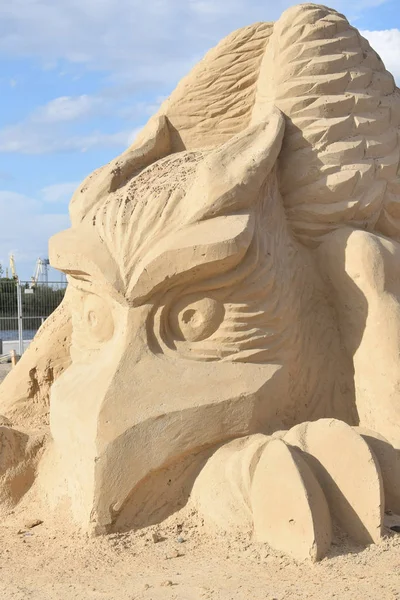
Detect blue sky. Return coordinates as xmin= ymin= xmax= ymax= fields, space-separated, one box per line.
xmin=0 ymin=0 xmax=399 ymax=280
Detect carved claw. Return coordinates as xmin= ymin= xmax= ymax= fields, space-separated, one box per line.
xmin=192 ymin=419 xmax=400 ymax=561
xmin=282 ymin=420 xmax=384 ymax=547
xmin=354 ymin=427 xmax=400 ymax=515
xmin=250 ymin=437 xmax=332 ymax=562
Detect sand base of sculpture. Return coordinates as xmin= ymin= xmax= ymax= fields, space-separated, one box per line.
xmin=1 ymin=1 xmax=400 ymax=564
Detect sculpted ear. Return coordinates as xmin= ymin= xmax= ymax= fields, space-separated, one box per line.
xmin=129 ymin=109 xmax=285 ymax=304
xmin=182 ymin=107 xmax=285 ymax=223
xmin=69 ymin=115 xmax=172 ymax=225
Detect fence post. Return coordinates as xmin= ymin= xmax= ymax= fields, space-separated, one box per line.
xmin=17 ymin=283 xmax=24 ymax=356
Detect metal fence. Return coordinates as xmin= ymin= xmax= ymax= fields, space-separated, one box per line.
xmin=0 ymin=280 xmax=67 ymax=356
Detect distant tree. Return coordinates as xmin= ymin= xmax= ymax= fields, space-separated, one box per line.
xmin=0 ymin=264 xmax=3 ymax=278
xmin=0 ymin=280 xmax=66 ymax=334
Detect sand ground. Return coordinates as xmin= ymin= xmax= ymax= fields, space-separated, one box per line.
xmin=1 ymin=494 xmax=400 ymax=599
xmin=1 ymin=362 xmax=400 ymax=599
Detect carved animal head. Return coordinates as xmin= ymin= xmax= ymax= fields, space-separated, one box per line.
xmin=47 ymin=108 xmax=350 ymax=531
xmin=35 ymin=3 xmax=400 ymax=531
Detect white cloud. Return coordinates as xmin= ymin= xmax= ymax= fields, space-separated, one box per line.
xmin=0 ymin=88 xmax=149 ymax=154
xmin=361 ymin=29 xmax=400 ymax=82
xmin=0 ymin=123 xmax=134 ymax=154
xmin=0 ymin=1 xmax=398 ymax=158
xmin=40 ymin=182 xmax=79 ymax=203
xmin=1 ymin=0 xmax=390 ymax=85
xmin=118 ymin=96 xmax=167 ymax=121
xmin=31 ymin=95 xmax=103 ymax=124
xmin=0 ymin=0 xmax=395 ymax=108
xmin=0 ymin=0 xmax=211 ymax=84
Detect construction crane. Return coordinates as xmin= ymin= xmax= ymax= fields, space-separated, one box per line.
xmin=31 ymin=257 xmax=50 ymax=287
xmin=9 ymin=254 xmax=18 ymax=281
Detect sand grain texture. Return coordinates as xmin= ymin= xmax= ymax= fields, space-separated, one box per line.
xmin=1 ymin=506 xmax=400 ymax=600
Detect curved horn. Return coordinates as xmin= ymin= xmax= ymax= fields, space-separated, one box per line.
xmin=252 ymin=3 xmax=400 ymax=245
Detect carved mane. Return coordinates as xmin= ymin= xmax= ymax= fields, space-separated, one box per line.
xmin=252 ymin=4 xmax=400 ymax=245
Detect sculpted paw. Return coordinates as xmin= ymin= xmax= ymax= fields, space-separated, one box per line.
xmin=192 ymin=419 xmax=400 ymax=561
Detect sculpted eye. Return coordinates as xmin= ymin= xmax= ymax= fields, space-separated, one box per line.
xmin=70 ymin=292 xmax=115 ymax=360
xmin=82 ymin=295 xmax=114 ymax=343
xmin=169 ymin=295 xmax=225 ymax=342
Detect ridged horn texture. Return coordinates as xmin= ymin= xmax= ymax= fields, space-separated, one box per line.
xmin=252 ymin=3 xmax=400 ymax=246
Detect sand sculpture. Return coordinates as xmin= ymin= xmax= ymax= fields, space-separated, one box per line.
xmin=1 ymin=2 xmax=400 ymax=561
